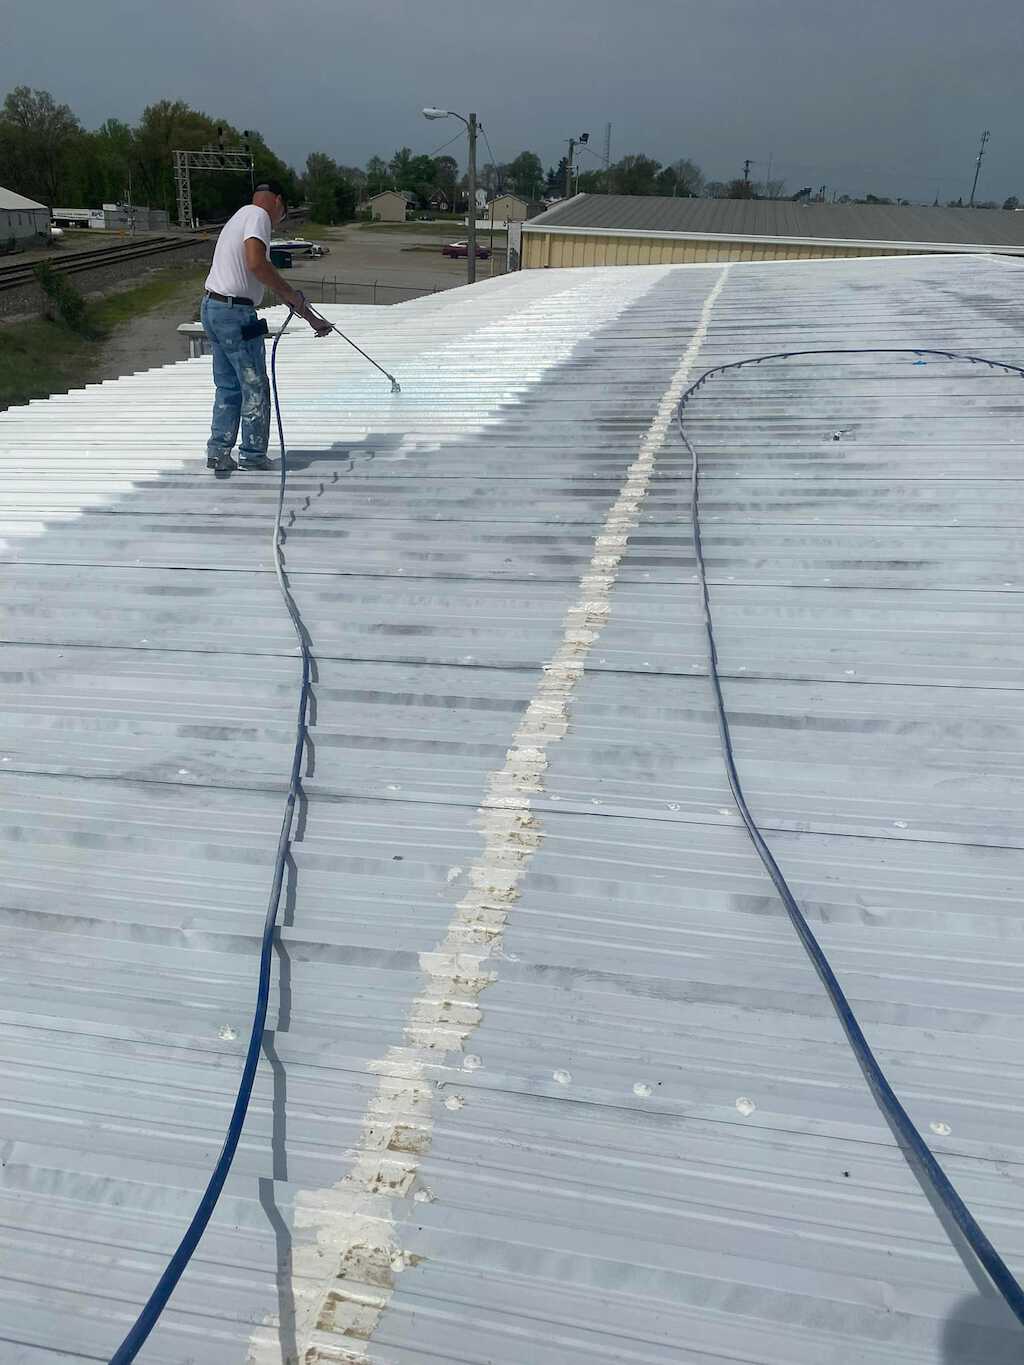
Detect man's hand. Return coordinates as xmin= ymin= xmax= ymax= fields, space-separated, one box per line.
xmin=294 ymin=295 xmax=334 ymax=338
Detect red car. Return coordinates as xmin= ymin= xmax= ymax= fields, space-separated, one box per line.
xmin=442 ymin=240 xmax=491 ymax=259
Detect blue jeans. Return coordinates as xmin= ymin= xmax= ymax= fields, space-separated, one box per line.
xmin=201 ymin=295 xmax=271 ymax=459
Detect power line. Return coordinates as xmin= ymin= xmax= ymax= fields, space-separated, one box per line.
xmin=428 ymin=128 xmax=466 ymax=159
xmin=479 ymin=123 xmax=499 ymax=173
xmin=970 ymin=129 xmax=991 ymax=207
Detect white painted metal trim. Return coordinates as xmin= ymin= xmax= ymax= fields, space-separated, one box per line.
xmin=520 ymin=221 xmax=1024 ymax=255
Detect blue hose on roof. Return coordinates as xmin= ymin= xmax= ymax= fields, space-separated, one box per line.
xmin=679 ymin=346 xmax=1024 ymax=1329
xmin=109 ymin=338 xmax=1023 ymax=1359
xmin=109 ymin=310 xmax=312 ymax=1363
xmin=109 ymin=304 xmax=399 ymax=1361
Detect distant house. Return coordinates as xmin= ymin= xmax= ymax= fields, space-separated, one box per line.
xmin=521 ymin=193 xmax=1024 ymax=268
xmin=0 ymin=186 xmax=50 ymax=252
xmin=368 ymin=190 xmax=410 ymax=223
xmin=487 ymin=193 xmax=529 ymax=223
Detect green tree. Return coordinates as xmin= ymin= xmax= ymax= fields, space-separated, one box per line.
xmin=0 ymin=86 xmax=82 ymax=205
xmin=1002 ymin=195 xmax=1020 ymax=211
xmin=302 ymin=153 xmax=359 ymax=224
xmin=654 ymin=158 xmax=704 ymax=197
xmin=389 ymin=147 xmax=414 ymax=185
xmin=64 ymin=118 xmax=139 ymax=206
xmin=94 ymin=119 xmax=137 ymax=200
xmin=722 ymin=177 xmax=756 ymax=199
xmin=365 ymin=155 xmax=390 ymax=194
xmin=132 ymin=104 xmax=296 ymax=223
xmin=435 ymin=155 xmax=458 ymax=202
xmin=575 ymin=169 xmax=606 ymax=193
xmin=305 ymin=152 xmax=341 ymax=222
xmin=545 ymin=157 xmax=569 ymax=196
xmin=406 ymin=154 xmax=439 ymax=186
xmin=507 ymin=151 xmax=543 ymax=197
xmin=246 ymin=128 xmax=298 ymax=209
xmin=610 ymin=154 xmax=661 ymax=195
xmin=133 ymin=99 xmax=217 ymax=215
xmin=478 ymin=161 xmax=507 ymax=196
xmin=334 ymin=177 xmax=358 ymax=222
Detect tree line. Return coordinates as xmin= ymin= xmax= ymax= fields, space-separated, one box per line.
xmin=2 ymin=87 xmax=1019 ymax=224
xmin=0 ymin=87 xmax=554 ymax=226
xmin=0 ymin=88 xmax=298 ymax=222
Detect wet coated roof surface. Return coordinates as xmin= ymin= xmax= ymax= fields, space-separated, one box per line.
xmin=528 ymin=193 xmax=1024 ymax=250
xmin=1 ymin=253 xmax=1024 ymax=1363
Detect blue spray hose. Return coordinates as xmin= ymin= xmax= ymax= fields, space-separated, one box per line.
xmin=109 ymin=307 xmax=396 ymax=1362
xmin=679 ymin=346 xmax=1024 ymax=1328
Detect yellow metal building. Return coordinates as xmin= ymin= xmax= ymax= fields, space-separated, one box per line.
xmin=521 ymin=194 xmax=1024 ymax=268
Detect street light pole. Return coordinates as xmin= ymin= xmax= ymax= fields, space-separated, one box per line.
xmin=466 ymin=112 xmax=477 ymax=285
xmin=423 ymin=106 xmax=478 ymax=285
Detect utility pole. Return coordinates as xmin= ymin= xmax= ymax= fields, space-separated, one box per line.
xmin=423 ymin=107 xmax=478 ymax=284
xmin=603 ymin=122 xmax=612 ymax=192
xmin=969 ymin=129 xmax=990 ymax=206
xmin=565 ymin=132 xmax=589 ymax=199
xmin=467 ymin=112 xmax=478 ymax=284
xmin=743 ymin=159 xmax=753 ymax=184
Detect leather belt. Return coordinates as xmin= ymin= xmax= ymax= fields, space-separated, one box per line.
xmin=205 ymin=290 xmax=254 ymax=306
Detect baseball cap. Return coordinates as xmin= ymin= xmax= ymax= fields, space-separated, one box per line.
xmin=255 ymin=179 xmax=287 ymax=207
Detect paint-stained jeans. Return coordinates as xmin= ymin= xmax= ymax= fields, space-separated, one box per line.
xmin=201 ymin=295 xmax=271 ymax=459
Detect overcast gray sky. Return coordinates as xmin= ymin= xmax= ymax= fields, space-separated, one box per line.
xmin=4 ymin=0 xmax=1022 ymax=203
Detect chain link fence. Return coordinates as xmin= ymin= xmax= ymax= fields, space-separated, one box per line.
xmin=285 ymin=277 xmax=447 ymax=306
xmin=287 ymin=260 xmax=509 ymax=307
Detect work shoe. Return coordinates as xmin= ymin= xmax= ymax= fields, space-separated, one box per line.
xmin=207 ymin=450 xmax=237 ymax=472
xmin=238 ymin=454 xmax=274 ymax=471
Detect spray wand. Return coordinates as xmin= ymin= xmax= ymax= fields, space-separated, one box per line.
xmin=295 ymin=291 xmax=401 ymax=392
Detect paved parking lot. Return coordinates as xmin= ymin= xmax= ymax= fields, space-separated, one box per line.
xmin=285 ymin=224 xmax=509 ymax=304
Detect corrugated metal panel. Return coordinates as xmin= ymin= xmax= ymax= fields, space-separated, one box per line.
xmin=529 ymin=231 xmax=916 ymax=269
xmin=527 ymin=193 xmax=1024 ymax=249
xmin=1 ymin=254 xmax=1023 ymax=1364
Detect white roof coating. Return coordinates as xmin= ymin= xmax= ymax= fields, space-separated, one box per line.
xmin=0 ymin=254 xmax=1023 ymax=1363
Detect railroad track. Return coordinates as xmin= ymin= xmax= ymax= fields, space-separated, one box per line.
xmin=0 ymin=235 xmax=210 ymax=293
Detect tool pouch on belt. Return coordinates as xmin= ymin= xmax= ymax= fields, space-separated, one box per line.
xmin=241 ymin=317 xmax=270 ymax=341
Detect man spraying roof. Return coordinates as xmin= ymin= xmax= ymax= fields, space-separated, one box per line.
xmin=201 ymin=179 xmax=331 ymax=473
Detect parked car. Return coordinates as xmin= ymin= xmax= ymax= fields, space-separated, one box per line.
xmin=442 ymin=240 xmax=491 ymax=259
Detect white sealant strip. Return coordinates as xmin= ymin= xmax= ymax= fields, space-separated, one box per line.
xmin=248 ymin=264 xmax=730 ymax=1365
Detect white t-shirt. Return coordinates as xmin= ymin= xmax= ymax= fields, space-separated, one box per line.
xmin=205 ymin=204 xmax=272 ymax=305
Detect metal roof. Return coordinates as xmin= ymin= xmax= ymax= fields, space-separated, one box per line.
xmin=0 ymin=186 xmax=49 ymax=212
xmin=527 ymin=192 xmax=1024 ymax=250
xmin=1 ymin=253 xmax=1024 ymax=1363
